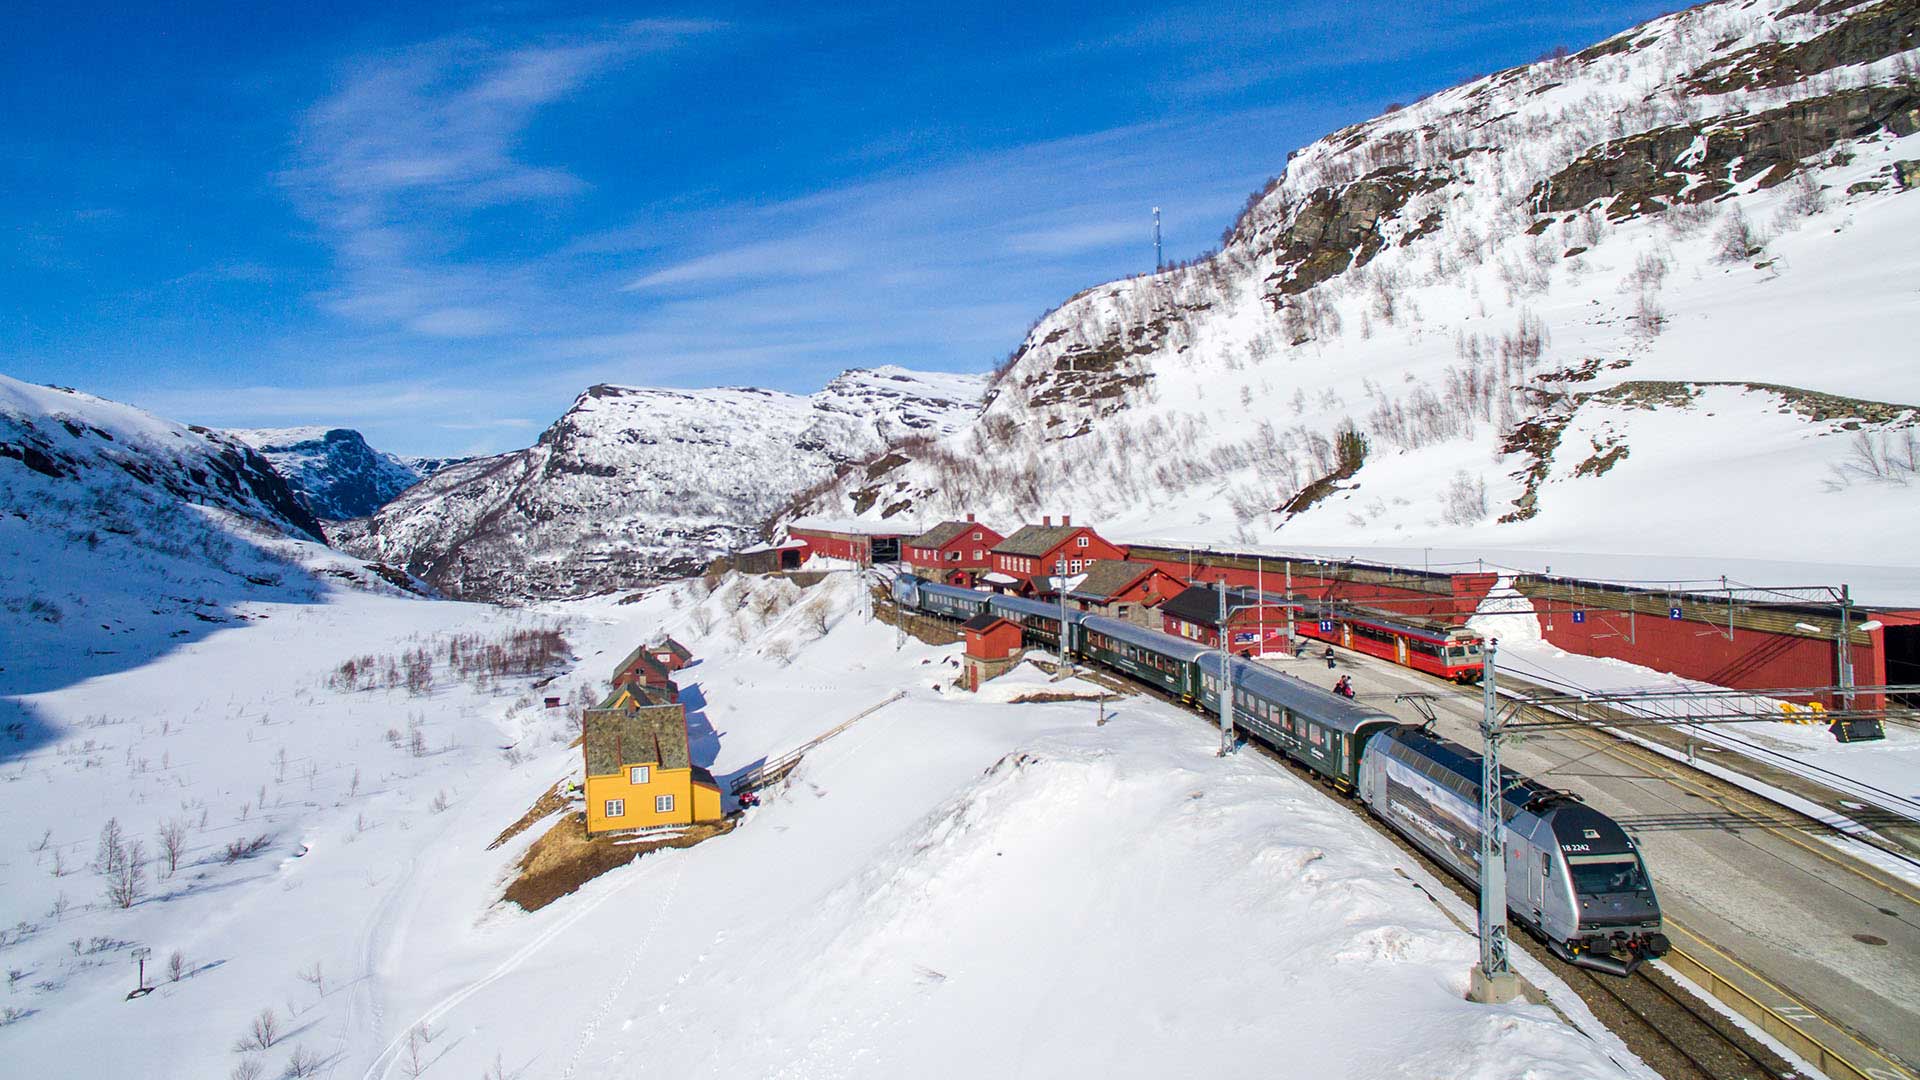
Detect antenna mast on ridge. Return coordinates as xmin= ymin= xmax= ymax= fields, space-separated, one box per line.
xmin=1153 ymin=206 xmax=1163 ymax=272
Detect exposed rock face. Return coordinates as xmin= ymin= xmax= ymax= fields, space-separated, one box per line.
xmin=1247 ymin=166 xmax=1452 ymax=297
xmin=227 ymin=427 xmax=424 ymax=521
xmin=1685 ymin=0 xmax=1918 ymax=93
xmin=1533 ymin=86 xmax=1920 ymax=217
xmin=331 ymin=367 xmax=984 ymax=601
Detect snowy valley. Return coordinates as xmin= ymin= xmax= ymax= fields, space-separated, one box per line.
xmin=6 ymin=0 xmax=1920 ymax=1077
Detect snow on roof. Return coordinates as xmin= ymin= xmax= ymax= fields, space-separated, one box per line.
xmin=737 ymin=541 xmax=810 ymax=554
xmin=789 ymin=516 xmax=919 ymax=537
xmin=981 ymin=571 xmax=1019 ymax=585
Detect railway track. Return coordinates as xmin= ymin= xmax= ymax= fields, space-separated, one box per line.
xmin=1227 ymin=730 xmax=1803 ymax=1080
xmin=879 ymin=596 xmax=1918 ymax=1079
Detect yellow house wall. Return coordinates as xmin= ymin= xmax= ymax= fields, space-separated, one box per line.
xmin=691 ymin=781 xmax=721 ymax=823
xmin=585 ymin=762 xmax=697 ymax=834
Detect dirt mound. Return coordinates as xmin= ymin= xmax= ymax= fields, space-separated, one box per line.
xmin=502 ymin=812 xmax=734 ymax=912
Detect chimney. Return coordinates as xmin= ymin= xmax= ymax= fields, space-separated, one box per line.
xmin=1062 ymin=514 xmax=1072 ymax=527
xmin=966 ymin=512 xmax=975 ymax=522
xmin=1042 ymin=515 xmax=1052 ymax=527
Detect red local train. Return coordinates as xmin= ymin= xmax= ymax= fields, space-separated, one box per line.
xmin=1296 ymin=605 xmax=1485 ymax=683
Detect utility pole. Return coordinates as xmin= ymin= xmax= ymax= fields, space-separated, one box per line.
xmin=1153 ymin=207 xmax=1163 ymax=272
xmin=1470 ymin=638 xmax=1518 ymax=1004
xmin=860 ymin=545 xmax=873 ymax=625
xmin=1282 ymin=564 xmax=1297 ymax=645
xmin=1838 ymin=583 xmax=1855 ymax=711
xmin=1216 ymin=579 xmax=1235 ymax=756
xmin=1058 ymin=555 xmax=1072 ymax=671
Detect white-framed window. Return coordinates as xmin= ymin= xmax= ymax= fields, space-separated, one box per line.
xmin=655 ymin=794 xmax=675 ymax=813
xmin=1076 ymin=536 xmax=1089 ymax=547
xmin=973 ymin=549 xmax=983 ymax=560
xmin=1070 ymin=559 xmax=1083 ymax=572
xmin=604 ymin=799 xmax=626 ymax=818
xmin=629 ymin=765 xmax=650 ymax=785
xmin=972 ymin=531 xmax=982 ymax=540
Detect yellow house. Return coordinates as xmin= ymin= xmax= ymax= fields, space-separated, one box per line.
xmin=582 ymin=682 xmax=722 ymax=835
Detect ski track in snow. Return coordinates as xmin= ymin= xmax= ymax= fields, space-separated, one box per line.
xmin=556 ymin=857 xmax=686 ymax=1080
xmin=360 ymin=852 xmax=681 ymax=1080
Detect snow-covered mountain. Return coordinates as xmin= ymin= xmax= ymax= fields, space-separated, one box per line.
xmin=794 ymin=0 xmax=1920 ymax=571
xmin=332 ymin=366 xmax=986 ymax=600
xmin=227 ymin=426 xmax=425 ymax=521
xmin=0 ymin=374 xmax=422 ymax=697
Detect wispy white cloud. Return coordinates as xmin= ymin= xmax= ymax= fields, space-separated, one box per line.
xmin=285 ymin=20 xmax=722 ymax=339
xmin=1006 ymin=219 xmax=1148 ymax=256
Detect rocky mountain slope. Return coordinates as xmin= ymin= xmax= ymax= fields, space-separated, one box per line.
xmin=332 ymin=366 xmax=984 ymax=600
xmin=228 ymin=426 xmax=426 ymax=520
xmin=0 ymin=374 xmax=417 ymax=696
xmin=792 ymin=0 xmax=1920 ymax=570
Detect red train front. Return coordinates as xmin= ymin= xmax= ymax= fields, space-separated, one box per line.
xmin=1297 ymin=607 xmax=1485 ymax=683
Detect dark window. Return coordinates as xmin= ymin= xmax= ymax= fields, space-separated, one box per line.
xmin=1569 ymin=857 xmax=1648 ymax=894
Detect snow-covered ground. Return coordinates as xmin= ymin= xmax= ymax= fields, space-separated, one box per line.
xmin=2 ymin=566 xmax=1655 ymax=1079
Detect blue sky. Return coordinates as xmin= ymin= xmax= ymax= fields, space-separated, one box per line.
xmin=4 ymin=1 xmax=1671 ymax=456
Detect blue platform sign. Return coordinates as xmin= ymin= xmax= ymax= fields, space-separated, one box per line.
xmin=1571 ymin=610 xmax=1586 ymax=624
xmin=1319 ymin=620 xmax=1334 ymax=632
xmin=1669 ymin=606 xmax=1683 ymax=620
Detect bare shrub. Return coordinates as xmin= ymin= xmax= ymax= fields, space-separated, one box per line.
xmin=297 ymin=961 xmax=324 ymax=997
xmin=429 ymin=790 xmax=449 ymax=813
xmin=95 ymin=818 xmax=126 ymax=875
xmin=1782 ymin=170 xmax=1825 ymax=218
xmin=157 ymin=819 xmax=187 ymax=878
xmin=230 ymin=1060 xmax=263 ymax=1080
xmin=1631 ymin=290 xmax=1668 ymax=337
xmin=1827 ymin=429 xmax=1919 ymax=488
xmin=168 ymin=950 xmax=187 ymax=982
xmin=224 ymin=834 xmax=272 ymax=863
xmin=1442 ymin=471 xmax=1489 ymax=526
xmin=243 ymin=1007 xmax=280 ymax=1051
xmin=284 ymin=1045 xmax=322 ymax=1078
xmin=105 ymin=840 xmax=146 ymax=909
xmin=1628 ymin=250 xmax=1669 ymax=291
xmin=1713 ymin=208 xmax=1763 ymax=263
xmin=1661 ymin=200 xmax=1717 ymax=237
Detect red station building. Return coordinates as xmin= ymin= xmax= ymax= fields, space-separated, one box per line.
xmin=983 ymin=517 xmax=1127 ymax=597
xmin=902 ymin=515 xmax=1004 ymax=585
xmin=786 ymin=518 xmax=919 ymax=565
xmin=1122 ymin=540 xmax=1920 ymax=711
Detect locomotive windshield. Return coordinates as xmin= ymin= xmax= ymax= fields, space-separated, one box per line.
xmin=1568 ymin=854 xmax=1649 ymax=894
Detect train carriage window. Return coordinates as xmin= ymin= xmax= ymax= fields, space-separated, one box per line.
xmin=1309 ymin=725 xmax=1324 ymax=747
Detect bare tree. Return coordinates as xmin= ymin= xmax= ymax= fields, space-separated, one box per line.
xmin=285 ymin=1045 xmax=322 ymax=1078
xmin=248 ymin=1007 xmax=280 ymax=1050
xmin=105 ymin=840 xmax=146 ymax=909
xmin=297 ymin=961 xmax=324 ymax=997
xmin=229 ymin=1060 xmax=263 ymax=1080
xmin=168 ymin=950 xmax=188 ymax=982
xmin=1713 ymin=208 xmax=1762 ymax=263
xmin=1442 ymin=471 xmax=1490 ymax=526
xmin=157 ymin=819 xmax=187 ymax=878
xmin=95 ymin=818 xmax=126 ymax=875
